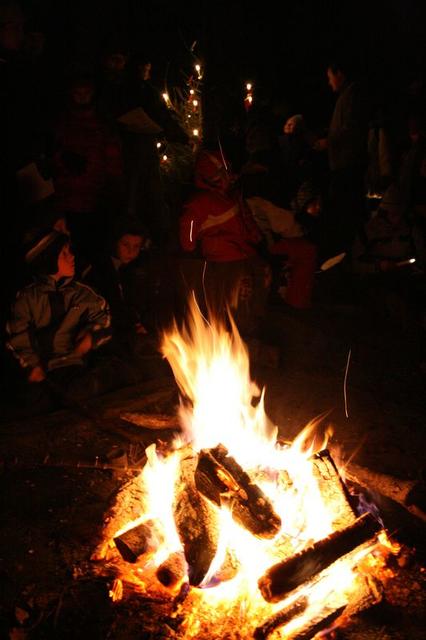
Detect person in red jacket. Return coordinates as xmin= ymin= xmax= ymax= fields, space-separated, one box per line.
xmin=179 ymin=150 xmax=268 ymax=334
xmin=51 ymin=75 xmax=123 ymax=257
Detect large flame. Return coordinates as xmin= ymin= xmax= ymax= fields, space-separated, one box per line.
xmin=107 ymin=298 xmax=392 ymax=638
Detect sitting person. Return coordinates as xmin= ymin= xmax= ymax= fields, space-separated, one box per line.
xmin=179 ymin=149 xmax=268 ymax=335
xmin=352 ymin=186 xmax=424 ymax=275
xmin=352 ymin=185 xmax=425 ymax=329
xmin=245 ymin=180 xmax=320 ymax=309
xmin=5 ymin=229 xmax=113 ymax=411
xmin=84 ymin=217 xmax=150 ymax=354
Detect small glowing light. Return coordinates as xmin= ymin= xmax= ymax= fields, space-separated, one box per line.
xmin=162 ymin=154 xmax=168 ymax=161
xmin=195 ymin=64 xmax=201 ymax=73
xmin=187 ymin=114 xmax=191 ymax=118
xmin=193 ymin=99 xmax=198 ymax=107
xmin=156 ymin=142 xmax=162 ymax=149
xmin=409 ymin=258 xmax=416 ymax=264
xmin=162 ymin=92 xmax=170 ymax=103
xmin=190 ymin=89 xmax=195 ymax=95
xmin=193 ymin=128 xmax=199 ymax=137
xmin=246 ymin=82 xmax=252 ymax=91
xmin=247 ymin=95 xmax=253 ymax=103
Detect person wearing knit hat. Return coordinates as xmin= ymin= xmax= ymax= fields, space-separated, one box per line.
xmin=179 ymin=149 xmax=268 ymax=335
xmin=6 ymin=230 xmax=112 ymax=403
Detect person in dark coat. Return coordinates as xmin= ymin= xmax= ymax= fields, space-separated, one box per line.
xmin=84 ymin=217 xmax=148 ymax=351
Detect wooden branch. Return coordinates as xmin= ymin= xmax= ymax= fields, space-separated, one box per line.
xmin=114 ymin=519 xmax=161 ymax=563
xmin=195 ymin=444 xmax=282 ymax=539
xmin=258 ymin=512 xmax=381 ymax=603
xmin=120 ymin=412 xmax=180 ymax=430
xmin=253 ymin=596 xmax=308 ymax=640
xmin=345 ymin=462 xmax=426 ymax=523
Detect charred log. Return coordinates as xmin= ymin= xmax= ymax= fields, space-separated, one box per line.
xmin=156 ymin=552 xmax=187 ymax=588
xmin=174 ymin=453 xmax=220 ymax=586
xmin=114 ymin=519 xmax=162 ymax=563
xmin=253 ymin=596 xmax=308 ymax=640
xmin=120 ymin=412 xmax=180 ymax=430
xmin=195 ymin=444 xmax=281 ymax=539
xmin=258 ymin=512 xmax=381 ymax=603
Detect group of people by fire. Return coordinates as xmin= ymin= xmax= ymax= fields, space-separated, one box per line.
xmin=1 ymin=1 xmax=425 ymax=418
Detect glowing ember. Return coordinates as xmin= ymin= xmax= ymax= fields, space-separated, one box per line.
xmin=101 ymin=299 xmax=397 ymax=639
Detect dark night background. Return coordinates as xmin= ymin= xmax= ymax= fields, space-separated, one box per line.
xmin=22 ymin=0 xmax=426 ymax=127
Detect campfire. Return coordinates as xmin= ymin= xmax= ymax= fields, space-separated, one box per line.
xmin=94 ymin=299 xmax=399 ymax=639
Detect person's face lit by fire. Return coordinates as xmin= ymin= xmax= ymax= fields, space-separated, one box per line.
xmin=327 ymin=67 xmax=345 ymax=93
xmin=306 ymin=197 xmax=321 ymax=217
xmin=116 ymin=234 xmax=143 ymax=265
xmin=55 ymin=244 xmax=75 ymax=279
xmin=105 ymin=53 xmax=127 ymax=73
xmin=138 ymin=62 xmax=152 ymax=82
xmin=70 ymin=84 xmax=94 ymax=107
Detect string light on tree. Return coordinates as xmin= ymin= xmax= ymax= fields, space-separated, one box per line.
xmin=158 ymin=49 xmax=204 ymax=174
xmin=244 ymin=81 xmax=254 ymax=111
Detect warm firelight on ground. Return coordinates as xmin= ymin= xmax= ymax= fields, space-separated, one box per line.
xmin=104 ymin=299 xmax=397 ymax=639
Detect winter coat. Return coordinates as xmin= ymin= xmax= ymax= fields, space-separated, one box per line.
xmin=180 ymin=151 xmax=262 ymax=262
xmin=6 ymin=276 xmax=111 ymax=371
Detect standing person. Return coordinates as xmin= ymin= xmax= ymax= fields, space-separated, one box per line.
xmin=179 ymin=150 xmax=268 ymax=335
xmin=51 ymin=75 xmax=123 ymax=259
xmin=317 ymin=61 xmax=369 ymax=252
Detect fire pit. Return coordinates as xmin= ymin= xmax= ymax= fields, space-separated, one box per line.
xmin=93 ymin=300 xmax=401 ymax=639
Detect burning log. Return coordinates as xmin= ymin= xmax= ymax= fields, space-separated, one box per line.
xmin=287 ymin=605 xmax=345 ymax=640
xmin=258 ymin=512 xmax=381 ymax=603
xmin=156 ymin=552 xmax=187 ymax=588
xmin=120 ymin=412 xmax=181 ymax=430
xmin=345 ymin=462 xmax=426 ymax=523
xmin=253 ymin=596 xmax=308 ymax=640
xmin=174 ymin=453 xmax=220 ymax=586
xmin=195 ymin=444 xmax=282 ymax=539
xmin=213 ymin=549 xmax=240 ymax=583
xmin=114 ymin=519 xmax=162 ymax=563
xmin=342 ymin=574 xmax=383 ymax=618
xmin=312 ymin=450 xmax=357 ymax=530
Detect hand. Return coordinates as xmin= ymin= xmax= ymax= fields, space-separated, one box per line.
xmin=74 ymin=332 xmax=93 ymax=355
xmin=28 ymin=365 xmax=46 ymax=383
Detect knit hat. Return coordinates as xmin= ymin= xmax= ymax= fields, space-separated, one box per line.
xmin=194 ymin=150 xmax=228 ymax=191
xmin=23 ymin=229 xmax=69 ymax=275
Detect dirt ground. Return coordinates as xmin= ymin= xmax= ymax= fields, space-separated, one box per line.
xmin=0 ymin=267 xmax=425 ymax=639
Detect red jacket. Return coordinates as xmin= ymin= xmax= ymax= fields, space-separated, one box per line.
xmin=180 ymin=151 xmax=261 ymax=262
